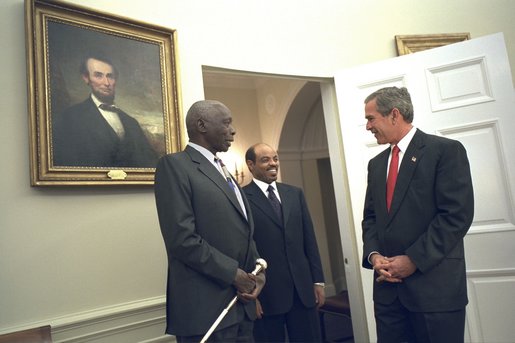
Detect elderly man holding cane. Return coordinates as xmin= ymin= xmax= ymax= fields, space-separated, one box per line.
xmin=154 ymin=100 xmax=266 ymax=342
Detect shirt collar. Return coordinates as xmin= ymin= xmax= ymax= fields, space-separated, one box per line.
xmin=253 ymin=178 xmax=278 ymax=195
xmin=188 ymin=142 xmax=218 ymax=168
xmin=91 ymin=94 xmax=115 ymax=108
xmin=393 ymin=126 xmax=416 ymax=153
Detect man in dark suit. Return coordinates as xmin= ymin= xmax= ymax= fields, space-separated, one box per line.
xmin=52 ymin=54 xmax=158 ymax=168
xmin=243 ymin=143 xmax=325 ymax=342
xmin=154 ymin=100 xmax=265 ymax=343
xmin=362 ymin=87 xmax=474 ymax=342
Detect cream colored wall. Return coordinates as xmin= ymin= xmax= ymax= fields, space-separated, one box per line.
xmin=255 ymin=79 xmax=307 ymax=148
xmin=204 ymin=86 xmax=261 ymax=184
xmin=1 ymin=0 xmax=514 ymax=336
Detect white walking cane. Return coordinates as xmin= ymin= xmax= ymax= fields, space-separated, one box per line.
xmin=199 ymin=258 xmax=267 ymax=343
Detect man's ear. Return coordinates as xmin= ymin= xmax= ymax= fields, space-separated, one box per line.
xmin=246 ymin=160 xmax=254 ymax=173
xmin=81 ymin=74 xmax=90 ymax=85
xmin=197 ymin=118 xmax=207 ymax=133
xmin=391 ymin=107 xmax=400 ymax=123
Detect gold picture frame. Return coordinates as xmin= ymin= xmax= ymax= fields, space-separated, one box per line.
xmin=25 ymin=0 xmax=183 ymax=186
xmin=395 ymin=33 xmax=470 ymax=56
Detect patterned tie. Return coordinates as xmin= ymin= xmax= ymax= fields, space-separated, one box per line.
xmin=386 ymin=145 xmax=400 ymax=212
xmin=215 ymin=157 xmax=247 ymax=219
xmin=215 ymin=157 xmax=236 ymax=191
xmin=267 ymin=185 xmax=283 ymax=222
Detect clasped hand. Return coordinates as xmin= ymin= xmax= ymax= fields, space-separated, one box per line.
xmin=372 ymin=254 xmax=416 ymax=283
xmin=233 ymin=268 xmax=266 ymax=303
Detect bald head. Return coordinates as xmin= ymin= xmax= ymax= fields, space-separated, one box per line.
xmin=186 ymin=100 xmax=236 ymax=154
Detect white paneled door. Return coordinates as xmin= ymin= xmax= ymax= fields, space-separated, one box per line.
xmin=332 ymin=33 xmax=515 ymax=342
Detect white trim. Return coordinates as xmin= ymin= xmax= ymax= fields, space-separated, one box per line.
xmin=466 ymin=268 xmax=515 ymax=277
xmin=0 ymin=296 xmax=173 ymax=343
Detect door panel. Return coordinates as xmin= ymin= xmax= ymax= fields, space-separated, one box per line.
xmin=332 ymin=32 xmax=515 ymax=342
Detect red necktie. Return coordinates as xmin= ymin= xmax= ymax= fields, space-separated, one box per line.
xmin=386 ymin=145 xmax=400 ymax=212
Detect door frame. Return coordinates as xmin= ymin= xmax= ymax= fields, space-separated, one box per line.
xmin=320 ymin=81 xmax=370 ymax=342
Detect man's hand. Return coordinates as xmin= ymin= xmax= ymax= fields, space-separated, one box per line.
xmin=371 ymin=253 xmax=402 ymax=283
xmin=233 ymin=268 xmax=256 ymax=294
xmin=384 ymin=255 xmax=417 ymax=279
xmin=239 ymin=272 xmax=266 ymax=303
xmin=255 ymin=298 xmax=264 ymax=319
xmin=372 ymin=254 xmax=417 ymax=283
xmin=314 ymin=284 xmax=326 ymax=309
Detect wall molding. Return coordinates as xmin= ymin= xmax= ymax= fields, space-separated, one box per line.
xmin=0 ymin=296 xmax=174 ymax=343
xmin=466 ymin=267 xmax=515 ymax=278
xmin=52 ymin=296 xmax=170 ymax=342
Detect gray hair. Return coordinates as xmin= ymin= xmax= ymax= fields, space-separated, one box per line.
xmin=364 ymin=86 xmax=414 ymax=123
xmin=185 ymin=100 xmax=228 ymax=138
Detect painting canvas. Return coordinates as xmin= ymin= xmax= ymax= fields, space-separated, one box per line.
xmin=26 ymin=0 xmax=182 ymax=186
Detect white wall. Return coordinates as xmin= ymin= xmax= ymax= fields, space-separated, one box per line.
xmin=204 ymin=85 xmax=262 ymax=181
xmin=1 ymin=0 xmax=514 ymax=340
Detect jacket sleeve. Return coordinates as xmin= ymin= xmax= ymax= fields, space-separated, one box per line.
xmin=362 ymin=159 xmax=381 ymax=269
xmin=406 ymin=140 xmax=474 ymax=273
xmin=154 ymin=155 xmax=238 ymax=286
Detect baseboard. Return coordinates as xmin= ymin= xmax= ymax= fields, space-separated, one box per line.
xmin=49 ymin=296 xmax=174 ymax=343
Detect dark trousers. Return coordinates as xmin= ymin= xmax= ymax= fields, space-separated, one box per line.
xmin=375 ymin=297 xmax=466 ymax=343
xmin=176 ymin=317 xmax=254 ymax=343
xmin=254 ymin=290 xmax=322 ymax=343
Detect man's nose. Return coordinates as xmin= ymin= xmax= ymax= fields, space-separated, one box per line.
xmin=102 ymin=76 xmax=113 ymax=85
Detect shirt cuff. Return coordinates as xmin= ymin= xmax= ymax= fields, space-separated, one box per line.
xmin=368 ymin=251 xmax=380 ymax=264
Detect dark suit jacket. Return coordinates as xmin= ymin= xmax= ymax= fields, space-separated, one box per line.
xmin=243 ymin=181 xmax=324 ymax=315
xmin=362 ymin=129 xmax=474 ymax=312
xmin=52 ymin=97 xmax=158 ymax=168
xmin=154 ymin=146 xmax=260 ymax=336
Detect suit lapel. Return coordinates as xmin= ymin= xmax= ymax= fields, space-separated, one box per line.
xmin=239 ymin=181 xmax=253 ymax=227
xmin=276 ymin=183 xmax=291 ymax=227
xmin=185 ymin=146 xmax=248 ymax=220
xmin=85 ymin=98 xmax=121 ymax=144
xmin=388 ymin=129 xmax=426 ymax=219
xmin=246 ymin=182 xmax=283 ymax=228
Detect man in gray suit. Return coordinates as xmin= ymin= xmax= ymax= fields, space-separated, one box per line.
xmin=154 ymin=100 xmax=265 ymax=342
xmin=243 ymin=143 xmax=325 ymax=342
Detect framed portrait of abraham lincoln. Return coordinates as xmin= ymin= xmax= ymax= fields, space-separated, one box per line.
xmin=25 ymin=0 xmax=183 ymax=186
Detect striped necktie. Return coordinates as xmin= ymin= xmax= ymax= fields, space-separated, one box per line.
xmin=215 ymin=157 xmax=236 ymax=191
xmin=215 ymin=157 xmax=247 ymax=219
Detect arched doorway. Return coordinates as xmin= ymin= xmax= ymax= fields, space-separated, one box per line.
xmin=278 ymin=82 xmax=347 ymax=296
xmin=203 ymin=69 xmax=358 ymax=341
